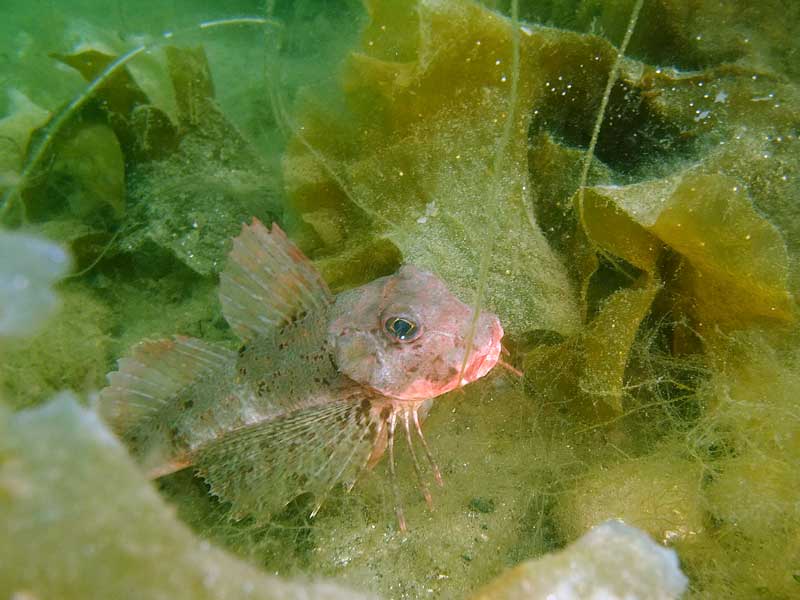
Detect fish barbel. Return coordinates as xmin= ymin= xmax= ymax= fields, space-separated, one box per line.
xmin=99 ymin=218 xmax=503 ymax=530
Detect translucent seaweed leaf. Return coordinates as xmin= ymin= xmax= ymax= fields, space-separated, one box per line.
xmin=0 ymin=90 xmax=50 ymax=196
xmin=47 ymin=48 xmax=178 ymax=164
xmin=0 ymin=394 xmax=371 ymax=600
xmin=49 ymin=123 xmax=126 ymax=217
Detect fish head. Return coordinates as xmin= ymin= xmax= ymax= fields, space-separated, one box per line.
xmin=327 ymin=265 xmax=503 ymax=400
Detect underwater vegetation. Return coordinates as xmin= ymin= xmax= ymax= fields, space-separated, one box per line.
xmin=1 ymin=0 xmax=799 ymax=598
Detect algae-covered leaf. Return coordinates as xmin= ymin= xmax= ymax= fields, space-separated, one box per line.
xmin=580 ymin=277 xmax=660 ymax=413
xmin=0 ymin=394 xmax=371 ymax=600
xmin=580 ymin=170 xmax=795 ymax=329
xmin=123 ymin=45 xmax=280 ymax=276
xmin=284 ymin=0 xmax=580 ymax=336
xmin=345 ymin=109 xmax=579 ymax=336
xmin=523 ymin=275 xmax=659 ymax=416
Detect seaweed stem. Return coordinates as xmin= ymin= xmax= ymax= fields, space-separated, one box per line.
xmin=575 ymin=0 xmax=645 ymax=228
xmin=459 ymin=0 xmax=520 ymax=384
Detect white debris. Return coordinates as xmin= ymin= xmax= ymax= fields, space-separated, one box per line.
xmin=472 ymin=520 xmax=688 ymax=600
xmin=0 ymin=231 xmax=71 ymax=337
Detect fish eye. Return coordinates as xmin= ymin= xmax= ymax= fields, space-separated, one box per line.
xmin=384 ymin=316 xmax=421 ymax=342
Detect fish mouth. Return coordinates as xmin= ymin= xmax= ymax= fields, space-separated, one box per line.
xmin=460 ymin=315 xmax=504 ymax=385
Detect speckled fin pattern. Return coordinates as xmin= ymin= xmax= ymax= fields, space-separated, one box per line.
xmin=194 ymin=392 xmax=381 ymax=522
xmin=219 ymin=218 xmax=333 ymax=342
xmin=99 ymin=335 xmax=236 ymax=437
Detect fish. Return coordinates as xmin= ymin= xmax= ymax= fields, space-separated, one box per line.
xmin=98 ymin=218 xmax=504 ymax=530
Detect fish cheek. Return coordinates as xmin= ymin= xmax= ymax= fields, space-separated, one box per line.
xmin=333 ymin=330 xmax=381 ymax=385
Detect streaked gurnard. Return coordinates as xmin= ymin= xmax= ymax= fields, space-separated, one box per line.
xmin=99 ymin=218 xmax=504 ymax=530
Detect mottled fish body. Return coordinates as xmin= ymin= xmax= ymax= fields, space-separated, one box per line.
xmin=100 ymin=219 xmax=503 ymax=528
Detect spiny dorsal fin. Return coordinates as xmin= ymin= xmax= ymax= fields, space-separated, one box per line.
xmin=219 ymin=218 xmax=333 ymax=342
xmin=194 ymin=392 xmax=381 ymax=522
xmin=99 ymin=335 xmax=236 ymax=436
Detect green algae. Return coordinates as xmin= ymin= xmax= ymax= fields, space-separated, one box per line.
xmin=0 ymin=284 xmax=111 ymax=409
xmin=1 ymin=0 xmax=799 ymax=598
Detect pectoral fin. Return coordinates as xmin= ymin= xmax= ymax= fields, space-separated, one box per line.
xmin=194 ymin=394 xmax=380 ymax=522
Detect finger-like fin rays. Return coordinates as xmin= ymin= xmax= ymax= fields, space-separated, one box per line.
xmin=497 ymin=358 xmax=524 ymax=377
xmin=387 ymin=410 xmax=406 ymax=532
xmin=381 ymin=402 xmax=443 ymax=533
xmin=402 ymin=410 xmax=433 ymax=510
xmin=413 ymin=408 xmax=443 ymax=487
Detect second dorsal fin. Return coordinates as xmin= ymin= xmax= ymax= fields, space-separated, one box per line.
xmin=219 ymin=218 xmax=333 ymax=342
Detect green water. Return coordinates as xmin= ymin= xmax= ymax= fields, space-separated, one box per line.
xmin=1 ymin=1 xmax=799 ymax=598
